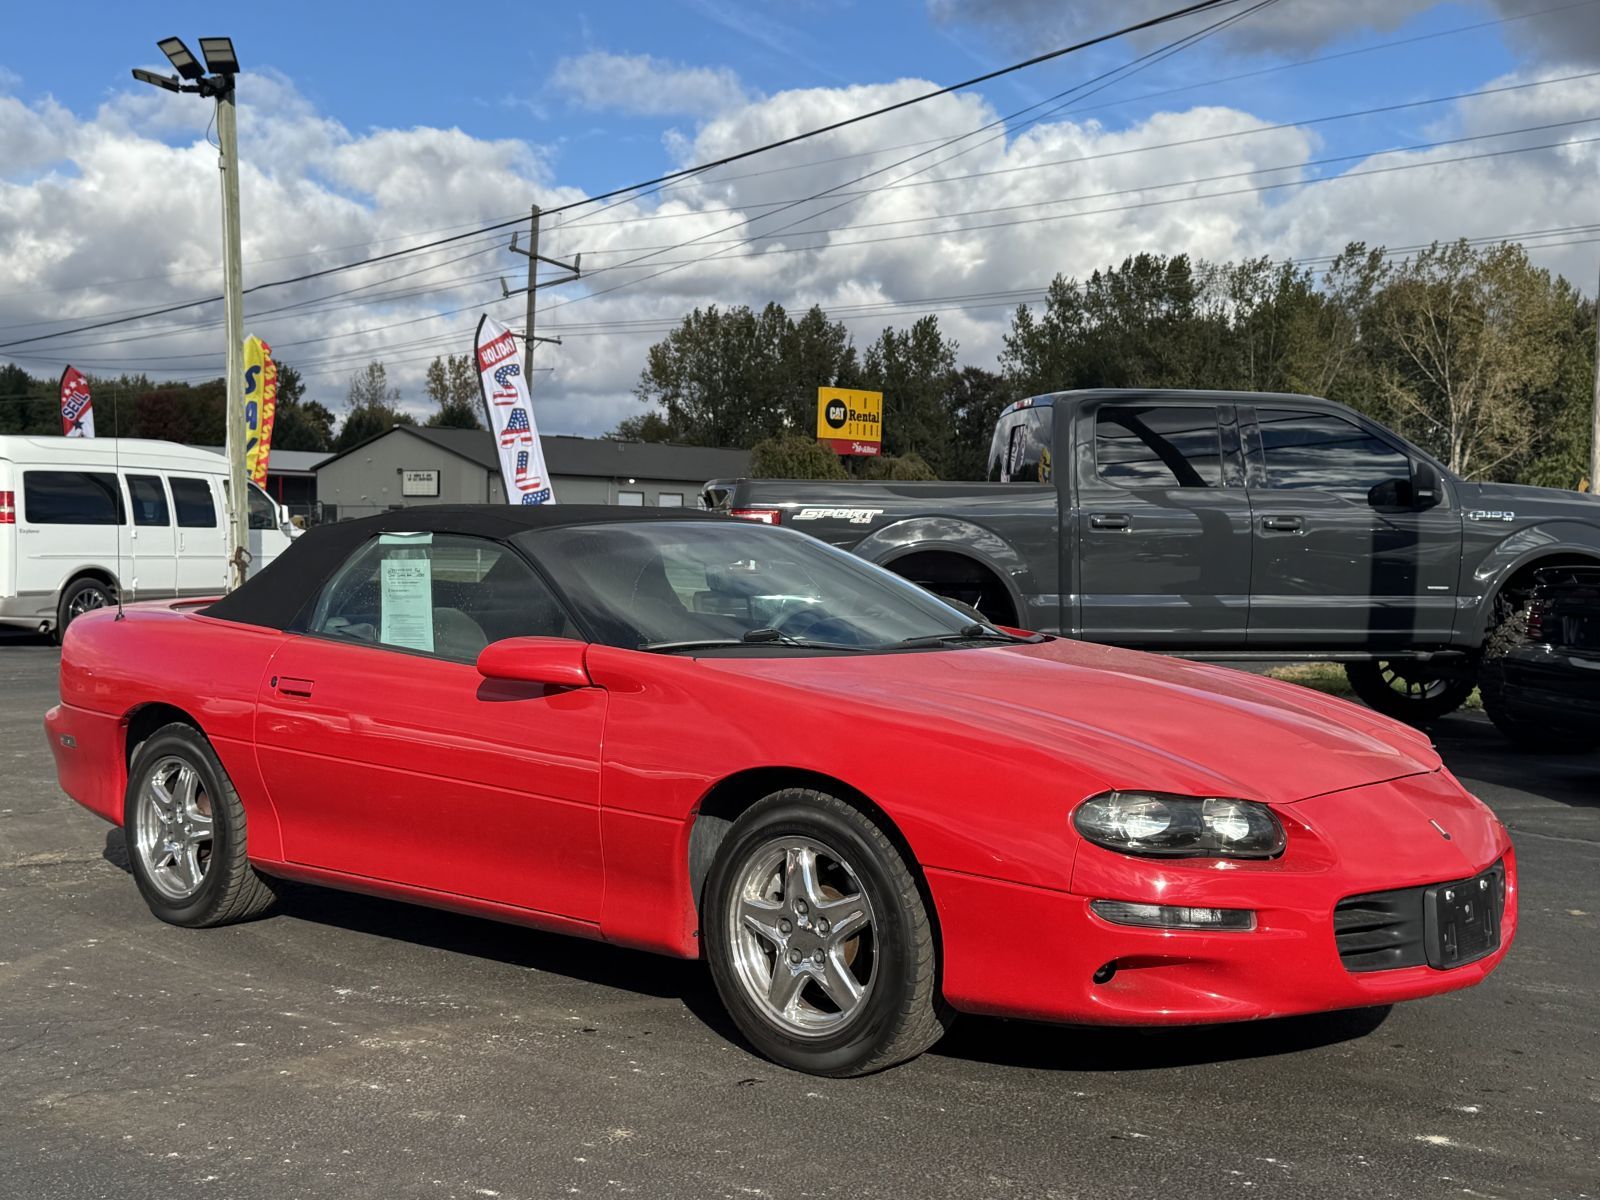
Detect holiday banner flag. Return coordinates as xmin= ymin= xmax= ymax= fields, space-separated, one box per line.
xmin=474 ymin=315 xmax=554 ymax=505
xmin=243 ymin=335 xmax=278 ymax=487
xmin=60 ymin=366 xmax=94 ymax=437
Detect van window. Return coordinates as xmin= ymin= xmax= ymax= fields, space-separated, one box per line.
xmin=126 ymin=475 xmax=170 ymax=526
xmin=23 ymin=471 xmax=125 ymax=525
xmin=221 ymin=480 xmax=285 ymax=530
xmin=169 ymin=477 xmax=218 ymax=528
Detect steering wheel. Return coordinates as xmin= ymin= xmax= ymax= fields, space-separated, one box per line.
xmin=775 ymin=607 xmax=866 ymax=646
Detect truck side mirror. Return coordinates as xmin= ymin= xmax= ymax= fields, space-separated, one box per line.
xmin=1411 ymin=461 xmax=1442 ymax=509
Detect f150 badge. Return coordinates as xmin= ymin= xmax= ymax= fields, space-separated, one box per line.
xmin=793 ymin=507 xmax=884 ymax=525
xmin=1467 ymin=510 xmax=1516 ymax=522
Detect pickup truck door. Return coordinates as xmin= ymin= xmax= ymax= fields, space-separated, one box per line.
xmin=1242 ymin=406 xmax=1460 ymax=647
xmin=1075 ymin=401 xmax=1253 ymax=647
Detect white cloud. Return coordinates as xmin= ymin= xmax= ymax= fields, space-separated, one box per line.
xmin=549 ymin=52 xmax=750 ymax=117
xmin=928 ymin=0 xmax=1600 ymax=65
xmin=1 ymin=65 xmax=1595 ymax=441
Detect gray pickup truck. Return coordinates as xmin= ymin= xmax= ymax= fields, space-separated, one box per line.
xmin=704 ymin=388 xmax=1600 ymax=733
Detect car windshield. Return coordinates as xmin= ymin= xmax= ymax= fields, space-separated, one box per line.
xmin=517 ymin=521 xmax=1004 ymax=652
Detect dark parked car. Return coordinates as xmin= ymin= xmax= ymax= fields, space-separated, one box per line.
xmin=708 ymin=389 xmax=1600 ymax=730
xmin=1479 ymin=564 xmax=1600 ymax=751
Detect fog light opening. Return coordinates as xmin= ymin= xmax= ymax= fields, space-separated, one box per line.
xmin=1092 ymin=961 xmax=1118 ymax=985
xmin=1090 ymin=899 xmax=1257 ymax=932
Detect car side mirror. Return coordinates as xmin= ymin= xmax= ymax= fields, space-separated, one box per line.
xmin=1411 ymin=461 xmax=1442 ymax=509
xmin=476 ymin=637 xmax=591 ymax=687
xmin=1367 ymin=478 xmax=1410 ymax=508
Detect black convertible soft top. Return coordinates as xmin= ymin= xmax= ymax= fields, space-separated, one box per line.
xmin=203 ymin=504 xmax=725 ymax=631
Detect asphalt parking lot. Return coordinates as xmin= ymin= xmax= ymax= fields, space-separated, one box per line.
xmin=1 ymin=631 xmax=1596 ymax=1200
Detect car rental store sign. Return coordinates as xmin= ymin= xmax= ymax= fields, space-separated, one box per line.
xmin=817 ymin=387 xmax=883 ymax=457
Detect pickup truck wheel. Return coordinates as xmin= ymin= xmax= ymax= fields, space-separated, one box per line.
xmin=1479 ymin=608 xmax=1599 ymax=753
xmin=1343 ymin=661 xmax=1473 ymax=726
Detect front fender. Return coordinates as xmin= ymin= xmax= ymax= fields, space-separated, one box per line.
xmin=1464 ymin=520 xmax=1600 ymax=641
xmin=853 ymin=517 xmax=1032 ymax=620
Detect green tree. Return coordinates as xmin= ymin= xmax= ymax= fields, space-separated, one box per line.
xmin=942 ymin=366 xmax=1013 ymax=480
xmin=337 ymin=361 xmax=412 ymax=451
xmin=859 ymin=451 xmax=938 ymax=481
xmin=749 ymin=433 xmax=850 ymax=479
xmin=424 ymin=353 xmax=483 ymax=429
xmin=265 ymin=362 xmax=335 ymax=452
xmin=860 ymin=315 xmax=958 ymax=476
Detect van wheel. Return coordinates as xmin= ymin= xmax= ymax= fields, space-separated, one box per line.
xmin=1343 ymin=660 xmax=1474 ymax=726
xmin=56 ymin=577 xmax=115 ymax=640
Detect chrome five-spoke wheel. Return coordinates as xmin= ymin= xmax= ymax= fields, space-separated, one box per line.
xmin=132 ymin=755 xmax=214 ymax=901
xmin=728 ymin=836 xmax=878 ymax=1037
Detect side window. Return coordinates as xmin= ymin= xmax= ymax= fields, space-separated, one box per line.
xmin=1096 ymin=405 xmax=1223 ymax=489
xmin=1255 ymin=409 xmax=1411 ymax=500
xmin=308 ymin=533 xmax=579 ymax=662
xmin=126 ymin=475 xmax=170 ymax=526
xmin=987 ymin=407 xmax=1054 ymax=483
xmin=23 ymin=471 xmax=125 ymax=525
xmin=169 ymin=477 xmax=218 ymax=528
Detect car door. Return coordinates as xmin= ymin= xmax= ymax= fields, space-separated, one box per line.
xmin=168 ymin=474 xmax=227 ymax=594
xmin=252 ymin=531 xmax=607 ymax=921
xmin=1243 ymin=406 xmax=1461 ymax=647
xmin=1074 ymin=401 xmax=1253 ymax=646
xmin=123 ymin=474 xmax=178 ymax=597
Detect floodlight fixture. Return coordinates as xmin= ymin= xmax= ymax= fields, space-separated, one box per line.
xmin=157 ymin=36 xmax=205 ymax=80
xmin=131 ymin=68 xmax=182 ymax=93
xmin=198 ymin=37 xmax=239 ymax=76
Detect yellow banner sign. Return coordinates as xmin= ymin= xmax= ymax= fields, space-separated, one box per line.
xmin=816 ymin=387 xmax=883 ymax=456
xmin=243 ymin=334 xmax=278 ymax=488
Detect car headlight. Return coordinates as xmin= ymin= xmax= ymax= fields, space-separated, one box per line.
xmin=1073 ymin=791 xmax=1286 ymax=859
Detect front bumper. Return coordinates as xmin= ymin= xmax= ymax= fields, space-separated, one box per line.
xmin=927 ymin=771 xmax=1517 ymax=1025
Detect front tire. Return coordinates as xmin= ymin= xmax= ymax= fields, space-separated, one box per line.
xmin=1344 ymin=660 xmax=1474 ymax=726
xmin=1479 ymin=607 xmax=1599 ymax=753
xmin=125 ymin=722 xmax=277 ymax=927
xmin=703 ymin=789 xmax=949 ymax=1076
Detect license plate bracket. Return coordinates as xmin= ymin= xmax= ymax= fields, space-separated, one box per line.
xmin=1424 ymin=864 xmax=1504 ymax=969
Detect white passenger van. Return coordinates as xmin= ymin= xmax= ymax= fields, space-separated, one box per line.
xmin=0 ymin=437 xmax=294 ymax=638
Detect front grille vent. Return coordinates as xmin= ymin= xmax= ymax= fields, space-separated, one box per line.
xmin=1333 ymin=888 xmax=1427 ymax=973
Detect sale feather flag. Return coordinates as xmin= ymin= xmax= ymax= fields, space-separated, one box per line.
xmin=60 ymin=367 xmax=94 ymax=437
xmin=474 ymin=315 xmax=554 ymax=504
xmin=243 ymin=335 xmax=278 ymax=487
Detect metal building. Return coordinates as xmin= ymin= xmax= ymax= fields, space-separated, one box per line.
xmin=313 ymin=426 xmax=750 ymax=519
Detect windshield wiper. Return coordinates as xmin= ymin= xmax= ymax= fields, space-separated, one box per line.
xmin=894 ymin=622 xmax=1030 ymax=649
xmin=642 ymin=629 xmax=867 ymax=654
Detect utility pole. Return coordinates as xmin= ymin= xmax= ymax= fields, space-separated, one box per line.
xmin=217 ymin=77 xmax=248 ymax=591
xmin=132 ymin=37 xmax=247 ymax=588
xmin=502 ymin=204 xmax=582 ymax=383
xmin=1591 ymin=258 xmax=1600 ymax=493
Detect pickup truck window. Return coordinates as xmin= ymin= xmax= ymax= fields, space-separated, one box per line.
xmin=1096 ymin=405 xmax=1223 ymax=489
xmin=987 ymin=407 xmax=1053 ymax=483
xmin=1255 ymin=409 xmax=1410 ymax=499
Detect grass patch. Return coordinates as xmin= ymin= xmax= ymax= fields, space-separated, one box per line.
xmin=1266 ymin=663 xmax=1482 ymax=711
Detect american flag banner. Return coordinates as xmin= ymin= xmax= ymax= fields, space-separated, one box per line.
xmin=474 ymin=314 xmax=554 ymax=505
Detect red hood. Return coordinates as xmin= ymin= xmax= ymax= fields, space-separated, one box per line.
xmin=705 ymin=638 xmax=1440 ymax=804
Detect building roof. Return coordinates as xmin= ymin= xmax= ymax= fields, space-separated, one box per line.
xmin=316 ymin=424 xmax=751 ymax=484
xmin=194 ymin=445 xmax=332 ymax=475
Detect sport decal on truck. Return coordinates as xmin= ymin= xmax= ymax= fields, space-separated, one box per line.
xmin=1467 ymin=510 xmax=1516 ymax=522
xmin=792 ymin=507 xmax=885 ymax=525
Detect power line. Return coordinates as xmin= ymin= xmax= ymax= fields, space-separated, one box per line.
xmin=0 ymin=0 xmax=1246 ymax=352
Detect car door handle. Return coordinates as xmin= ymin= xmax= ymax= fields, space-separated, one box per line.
xmin=1261 ymin=515 xmax=1304 ymax=532
xmin=1089 ymin=513 xmax=1131 ymax=530
xmin=271 ymin=675 xmax=315 ymax=698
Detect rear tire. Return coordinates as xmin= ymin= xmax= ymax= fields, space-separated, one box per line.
xmin=1343 ymin=660 xmax=1474 ymax=726
xmin=1479 ymin=608 xmax=1599 ymax=753
xmin=124 ymin=722 xmax=277 ymax=928
xmin=56 ymin=576 xmax=114 ymax=641
xmin=703 ymin=789 xmax=950 ymax=1076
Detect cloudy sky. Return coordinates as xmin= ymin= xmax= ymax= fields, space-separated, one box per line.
xmin=1 ymin=0 xmax=1597 ymax=436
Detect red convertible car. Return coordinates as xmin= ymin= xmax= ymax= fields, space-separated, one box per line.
xmin=47 ymin=505 xmax=1516 ymax=1076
